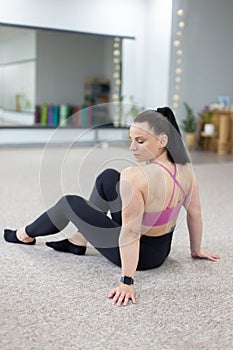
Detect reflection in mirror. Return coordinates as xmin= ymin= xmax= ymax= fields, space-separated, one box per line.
xmin=0 ymin=24 xmax=131 ymax=127
xmin=0 ymin=26 xmax=36 ymax=125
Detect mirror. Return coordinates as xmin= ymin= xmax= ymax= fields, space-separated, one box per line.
xmin=0 ymin=24 xmax=130 ymax=127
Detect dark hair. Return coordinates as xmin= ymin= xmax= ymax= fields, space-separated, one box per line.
xmin=134 ymin=107 xmax=190 ymax=164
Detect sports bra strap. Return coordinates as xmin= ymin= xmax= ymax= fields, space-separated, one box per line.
xmin=167 ymin=164 xmax=176 ymax=208
xmin=151 ymin=161 xmax=185 ymax=204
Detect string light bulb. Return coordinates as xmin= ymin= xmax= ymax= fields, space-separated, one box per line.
xmin=176 ymin=68 xmax=183 ymax=74
xmin=113 ymin=49 xmax=120 ymax=56
xmin=173 ymin=94 xmax=180 ymax=101
xmin=177 ymin=9 xmax=184 ymax=17
xmin=173 ymin=40 xmax=180 ymax=48
xmin=178 ymin=21 xmax=185 ymax=29
xmin=175 ymin=77 xmax=181 ymax=83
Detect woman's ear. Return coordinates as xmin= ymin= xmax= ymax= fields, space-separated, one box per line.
xmin=159 ymin=134 xmax=168 ymax=148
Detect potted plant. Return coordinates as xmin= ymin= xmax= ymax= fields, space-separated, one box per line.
xmin=198 ymin=109 xmax=215 ymax=135
xmin=181 ymin=102 xmax=198 ymax=150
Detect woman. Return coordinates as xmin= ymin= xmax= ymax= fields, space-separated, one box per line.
xmin=4 ymin=107 xmax=220 ymax=306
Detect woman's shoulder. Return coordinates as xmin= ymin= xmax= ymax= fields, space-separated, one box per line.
xmin=177 ymin=162 xmax=193 ymax=177
xmin=121 ymin=165 xmax=149 ymax=183
xmin=121 ymin=165 xmax=141 ymax=178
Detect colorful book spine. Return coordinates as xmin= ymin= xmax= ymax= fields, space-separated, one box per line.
xmin=87 ymin=107 xmax=93 ymax=126
xmin=53 ymin=105 xmax=59 ymax=126
xmin=34 ymin=105 xmax=41 ymax=124
xmin=41 ymin=104 xmax=48 ymax=125
xmin=48 ymin=105 xmax=54 ymax=126
xmin=81 ymin=105 xmax=87 ymax=127
xmin=59 ymin=104 xmax=70 ymax=126
xmin=72 ymin=105 xmax=82 ymax=126
xmin=37 ymin=103 xmax=97 ymax=127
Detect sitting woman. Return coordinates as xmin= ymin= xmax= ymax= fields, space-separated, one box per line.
xmin=4 ymin=107 xmax=220 ymax=306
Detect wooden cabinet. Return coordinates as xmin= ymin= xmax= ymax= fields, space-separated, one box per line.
xmin=198 ymin=110 xmax=233 ymax=154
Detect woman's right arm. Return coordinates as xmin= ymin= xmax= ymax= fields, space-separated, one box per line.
xmin=185 ymin=174 xmax=203 ymax=255
xmin=185 ymin=173 xmax=220 ymax=261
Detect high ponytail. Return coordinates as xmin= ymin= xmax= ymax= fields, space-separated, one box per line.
xmin=156 ymin=107 xmax=181 ymax=136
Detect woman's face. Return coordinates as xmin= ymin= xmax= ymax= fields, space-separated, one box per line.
xmin=129 ymin=122 xmax=163 ymax=162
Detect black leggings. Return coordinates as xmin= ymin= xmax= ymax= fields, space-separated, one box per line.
xmin=26 ymin=169 xmax=174 ymax=270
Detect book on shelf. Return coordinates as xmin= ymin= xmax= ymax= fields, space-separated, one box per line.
xmin=52 ymin=105 xmax=59 ymax=126
xmin=59 ymin=104 xmax=70 ymax=126
xmin=48 ymin=105 xmax=53 ymax=126
xmin=41 ymin=104 xmax=48 ymax=125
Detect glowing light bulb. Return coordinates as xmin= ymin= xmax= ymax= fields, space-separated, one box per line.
xmin=173 ymin=40 xmax=180 ymax=48
xmin=113 ymin=49 xmax=120 ymax=56
xmin=178 ymin=21 xmax=185 ymax=29
xmin=176 ymin=68 xmax=183 ymax=75
xmin=177 ymin=9 xmax=184 ymax=16
xmin=176 ymin=49 xmax=183 ymax=56
xmin=173 ymin=94 xmax=180 ymax=101
xmin=113 ymin=58 xmax=120 ymax=64
xmin=175 ymin=77 xmax=181 ymax=83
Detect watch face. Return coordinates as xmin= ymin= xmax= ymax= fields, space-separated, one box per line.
xmin=121 ymin=276 xmax=134 ymax=285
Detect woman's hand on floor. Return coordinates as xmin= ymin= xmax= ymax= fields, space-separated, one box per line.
xmin=108 ymin=284 xmax=136 ymax=306
xmin=191 ymin=250 xmax=220 ymax=261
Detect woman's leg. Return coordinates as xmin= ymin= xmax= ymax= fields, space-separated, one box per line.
xmin=5 ymin=168 xmax=122 ymax=251
xmin=68 ymin=231 xmax=88 ymax=246
xmin=4 ymin=193 xmax=174 ymax=269
xmin=24 ymin=194 xmax=122 ymax=266
xmin=60 ymin=168 xmax=122 ymax=252
xmin=89 ymin=168 xmax=122 ymax=225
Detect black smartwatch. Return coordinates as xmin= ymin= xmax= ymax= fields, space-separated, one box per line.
xmin=120 ymin=276 xmax=134 ymax=285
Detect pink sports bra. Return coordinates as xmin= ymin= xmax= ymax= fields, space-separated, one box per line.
xmin=141 ymin=161 xmax=185 ymax=227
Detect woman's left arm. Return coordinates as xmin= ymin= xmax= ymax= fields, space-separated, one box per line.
xmin=108 ymin=167 xmax=145 ymax=306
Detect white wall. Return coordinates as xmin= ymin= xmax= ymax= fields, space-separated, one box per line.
xmin=0 ymin=0 xmax=172 ymax=108
xmin=121 ymin=0 xmax=173 ymax=108
xmin=144 ymin=0 xmax=173 ymax=108
xmin=0 ymin=42 xmax=3 ymax=107
xmin=0 ymin=0 xmax=142 ymax=37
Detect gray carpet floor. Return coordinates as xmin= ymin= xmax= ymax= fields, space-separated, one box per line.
xmin=0 ymin=146 xmax=232 ymax=350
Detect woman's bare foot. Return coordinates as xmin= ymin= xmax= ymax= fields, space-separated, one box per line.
xmin=16 ymin=227 xmax=35 ymax=243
